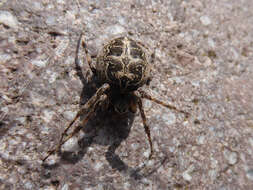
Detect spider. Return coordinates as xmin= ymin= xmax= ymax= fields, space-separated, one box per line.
xmin=42 ymin=33 xmax=188 ymax=162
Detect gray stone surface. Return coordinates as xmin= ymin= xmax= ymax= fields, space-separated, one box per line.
xmin=0 ymin=0 xmax=253 ymax=189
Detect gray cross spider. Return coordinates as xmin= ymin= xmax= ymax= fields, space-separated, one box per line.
xmin=43 ymin=34 xmax=188 ymax=162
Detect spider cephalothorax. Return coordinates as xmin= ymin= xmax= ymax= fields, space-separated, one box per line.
xmin=43 ymin=34 xmax=188 ymax=162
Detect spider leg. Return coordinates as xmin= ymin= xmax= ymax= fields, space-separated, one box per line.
xmin=137 ymin=89 xmax=189 ymax=118
xmin=56 ymin=94 xmax=108 ymax=153
xmin=136 ymin=96 xmax=153 ymax=159
xmin=42 ymin=83 xmax=110 ymax=162
xmin=79 ymin=33 xmax=96 ymax=74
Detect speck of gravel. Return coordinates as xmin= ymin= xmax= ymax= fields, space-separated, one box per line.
xmin=46 ymin=158 xmax=57 ymax=167
xmin=62 ymin=136 xmax=79 ymax=152
xmin=144 ymin=100 xmax=152 ymax=109
xmin=230 ymin=47 xmax=239 ymax=60
xmin=46 ymin=70 xmax=58 ymax=83
xmin=55 ymin=37 xmax=69 ymax=57
xmin=32 ymin=2 xmax=43 ymax=11
xmin=182 ymin=170 xmax=192 ymax=181
xmin=31 ymin=59 xmax=47 ymax=67
xmin=246 ymin=169 xmax=253 ymax=180
xmin=161 ymin=111 xmax=176 ymax=125
xmin=46 ymin=16 xmax=57 ymax=26
xmin=172 ymin=137 xmax=180 ymax=147
xmin=200 ymin=15 xmax=211 ymax=26
xmin=63 ymin=110 xmax=77 ymax=121
xmin=94 ymin=161 xmax=103 ymax=171
xmin=15 ymin=117 xmax=26 ymax=124
xmin=0 ymin=53 xmax=11 ymax=63
xmin=131 ymin=142 xmax=139 ymax=151
xmin=43 ymin=186 xmax=56 ymax=190
xmin=87 ymin=147 xmax=94 ymax=152
xmin=0 ymin=11 xmax=19 ymax=29
xmin=25 ymin=133 xmax=33 ymax=139
xmin=17 ymin=166 xmax=26 ymax=174
xmin=194 ymin=151 xmax=201 ymax=159
xmin=42 ymin=109 xmax=54 ymax=123
xmin=123 ymin=182 xmax=130 ymax=189
xmin=210 ymin=157 xmax=218 ymax=169
xmin=117 ymin=16 xmax=126 ymax=25
xmin=209 ymin=169 xmax=218 ymax=181
xmin=147 ymin=159 xmax=155 ymax=167
xmin=56 ymin=86 xmax=69 ymax=101
xmin=182 ymin=165 xmax=195 ymax=181
xmin=105 ymin=24 xmax=126 ymax=36
xmin=9 ymin=138 xmax=19 ymax=145
xmin=8 ymin=173 xmax=18 ymax=183
xmin=197 ymin=135 xmax=205 ymax=145
xmin=57 ymin=0 xmax=65 ymax=4
xmin=208 ymin=38 xmax=215 ymax=48
xmin=0 ymin=141 xmax=7 ymax=151
xmin=61 ymin=183 xmax=69 ymax=190
xmin=249 ymin=138 xmax=253 ymax=147
xmin=143 ymin=149 xmax=150 ymax=158
xmin=64 ymin=56 xmax=74 ymax=65
xmin=24 ymin=181 xmax=34 ymax=190
xmin=169 ymin=146 xmax=175 ymax=153
xmin=141 ymin=177 xmax=150 ymax=185
xmin=223 ymin=148 xmax=238 ymax=165
xmin=65 ymin=10 xmax=76 ymax=21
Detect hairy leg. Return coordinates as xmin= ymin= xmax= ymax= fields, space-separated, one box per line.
xmin=80 ymin=33 xmax=96 ymax=74
xmin=138 ymin=89 xmax=189 ymax=118
xmin=42 ymin=83 xmax=109 ymax=162
xmin=136 ymin=96 xmax=153 ymax=159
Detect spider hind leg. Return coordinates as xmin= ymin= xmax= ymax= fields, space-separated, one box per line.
xmin=138 ymin=89 xmax=189 ymax=118
xmin=136 ymin=96 xmax=153 ymax=159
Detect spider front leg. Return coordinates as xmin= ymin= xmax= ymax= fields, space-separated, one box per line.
xmin=80 ymin=33 xmax=96 ymax=74
xmin=136 ymin=96 xmax=153 ymax=159
xmin=138 ymin=89 xmax=189 ymax=118
xmin=42 ymin=83 xmax=110 ymax=162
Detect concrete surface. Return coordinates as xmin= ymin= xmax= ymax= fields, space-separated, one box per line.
xmin=0 ymin=0 xmax=253 ymax=189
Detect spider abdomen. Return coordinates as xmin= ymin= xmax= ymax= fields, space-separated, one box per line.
xmin=96 ymin=37 xmax=151 ymax=92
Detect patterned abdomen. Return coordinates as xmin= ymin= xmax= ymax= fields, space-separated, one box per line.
xmin=96 ymin=37 xmax=150 ymax=92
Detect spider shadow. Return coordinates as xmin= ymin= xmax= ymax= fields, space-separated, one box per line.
xmin=59 ymin=58 xmax=136 ymax=173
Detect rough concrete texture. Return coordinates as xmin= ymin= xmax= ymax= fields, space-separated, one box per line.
xmin=0 ymin=0 xmax=253 ymax=189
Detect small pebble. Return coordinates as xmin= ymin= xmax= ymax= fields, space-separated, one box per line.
xmin=62 ymin=137 xmax=79 ymax=152
xmin=223 ymin=148 xmax=238 ymax=165
xmin=42 ymin=109 xmax=54 ymax=123
xmin=246 ymin=169 xmax=253 ymax=180
xmin=197 ymin=135 xmax=205 ymax=145
xmin=161 ymin=111 xmax=176 ymax=125
xmin=106 ymin=24 xmax=126 ymax=36
xmin=46 ymin=16 xmax=57 ymax=26
xmin=61 ymin=184 xmax=69 ymax=190
xmin=63 ymin=110 xmax=77 ymax=121
xmin=31 ymin=59 xmax=47 ymax=67
xmin=0 ymin=11 xmax=19 ymax=29
xmin=182 ymin=165 xmax=195 ymax=181
xmin=0 ymin=53 xmax=11 ymax=63
xmin=24 ymin=181 xmax=34 ymax=190
xmin=94 ymin=161 xmax=103 ymax=171
xmin=200 ymin=15 xmax=211 ymax=26
xmin=209 ymin=169 xmax=218 ymax=181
